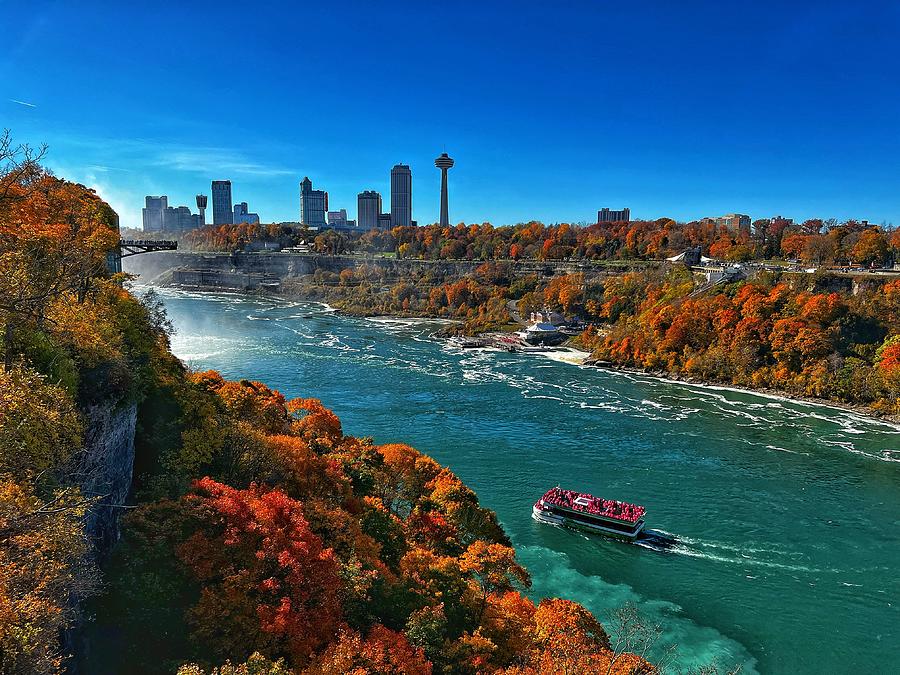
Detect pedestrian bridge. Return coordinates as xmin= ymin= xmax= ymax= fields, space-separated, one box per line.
xmin=119 ymin=239 xmax=178 ymax=257
xmin=107 ymin=239 xmax=178 ymax=273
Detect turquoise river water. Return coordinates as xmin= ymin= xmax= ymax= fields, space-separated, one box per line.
xmin=151 ymin=287 xmax=900 ymax=673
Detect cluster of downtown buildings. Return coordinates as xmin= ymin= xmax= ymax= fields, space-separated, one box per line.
xmin=299 ymin=164 xmax=415 ymax=231
xmin=141 ymin=151 xmax=792 ymax=237
xmin=598 ymin=208 xmax=796 ymax=238
xmin=141 ymin=186 xmax=260 ymax=232
xmin=141 ymin=153 xmax=456 ymax=234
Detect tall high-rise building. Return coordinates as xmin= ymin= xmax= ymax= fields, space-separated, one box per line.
xmin=357 ymin=191 xmax=382 ymax=230
xmin=299 ymin=177 xmax=327 ymax=227
xmin=233 ymin=202 xmax=260 ymax=224
xmin=390 ymin=164 xmax=412 ymax=227
xmin=598 ymin=207 xmax=630 ymax=223
xmin=211 ymin=180 xmax=233 ymax=225
xmin=196 ymin=194 xmax=207 ymax=226
xmin=142 ymin=195 xmax=167 ymax=231
xmin=434 ymin=153 xmax=454 ymax=228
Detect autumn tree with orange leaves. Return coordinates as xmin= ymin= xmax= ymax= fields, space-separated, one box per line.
xmin=0 ymin=134 xmax=120 ymax=371
xmin=586 ymin=268 xmax=900 ymax=414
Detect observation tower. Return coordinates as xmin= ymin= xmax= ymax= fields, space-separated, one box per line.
xmin=434 ymin=152 xmax=454 ymax=227
xmin=196 ymin=194 xmax=207 ymax=225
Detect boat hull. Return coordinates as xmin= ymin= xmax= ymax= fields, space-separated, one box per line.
xmin=532 ymin=504 xmax=644 ymax=541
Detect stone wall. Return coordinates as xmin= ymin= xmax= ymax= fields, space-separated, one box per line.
xmin=123 ymin=250 xmax=619 ymax=286
xmin=172 ymin=268 xmax=279 ymax=290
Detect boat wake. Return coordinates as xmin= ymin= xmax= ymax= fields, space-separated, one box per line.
xmin=639 ymin=533 xmax=827 ymax=573
xmin=634 ymin=528 xmax=678 ymax=551
xmin=628 ymin=528 xmax=825 ymax=573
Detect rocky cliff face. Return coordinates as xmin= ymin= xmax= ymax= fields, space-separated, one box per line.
xmin=66 ymin=400 xmax=138 ymax=672
xmin=122 ymin=250 xmax=599 ymax=286
xmin=77 ymin=400 xmax=138 ymax=556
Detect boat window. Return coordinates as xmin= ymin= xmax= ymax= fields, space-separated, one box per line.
xmin=558 ymin=509 xmax=642 ymax=533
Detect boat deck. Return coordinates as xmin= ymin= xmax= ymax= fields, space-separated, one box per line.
xmin=533 ymin=487 xmax=647 ymax=540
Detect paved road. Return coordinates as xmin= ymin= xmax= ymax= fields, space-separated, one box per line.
xmin=507 ymin=299 xmax=527 ymax=325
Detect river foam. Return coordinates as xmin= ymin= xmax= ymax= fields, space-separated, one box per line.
xmin=516 ymin=542 xmax=759 ymax=673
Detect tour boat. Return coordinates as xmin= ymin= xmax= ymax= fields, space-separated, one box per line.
xmin=532 ymin=487 xmax=646 ymax=541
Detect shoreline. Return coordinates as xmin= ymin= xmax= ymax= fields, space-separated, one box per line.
xmin=582 ymin=361 xmax=900 ymax=429
xmin=157 ymin=282 xmax=900 ymax=429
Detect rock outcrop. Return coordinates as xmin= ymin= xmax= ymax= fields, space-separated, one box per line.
xmin=77 ymin=400 xmax=138 ymax=556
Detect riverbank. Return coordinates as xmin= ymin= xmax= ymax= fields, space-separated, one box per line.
xmin=583 ymin=360 xmax=900 ymax=430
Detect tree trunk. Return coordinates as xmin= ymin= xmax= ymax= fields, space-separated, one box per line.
xmin=4 ymin=320 xmax=14 ymax=372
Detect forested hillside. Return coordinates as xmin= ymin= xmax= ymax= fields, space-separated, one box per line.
xmin=0 ymin=132 xmax=173 ymax=673
xmin=581 ymin=270 xmax=900 ymax=415
xmin=93 ymin=370 xmax=654 ymax=674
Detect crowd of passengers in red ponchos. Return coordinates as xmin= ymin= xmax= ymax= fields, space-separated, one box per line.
xmin=541 ymin=487 xmax=645 ymax=523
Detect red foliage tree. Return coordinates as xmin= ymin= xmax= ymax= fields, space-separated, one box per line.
xmin=177 ymin=478 xmax=344 ymax=665
xmin=303 ymin=625 xmax=432 ymax=675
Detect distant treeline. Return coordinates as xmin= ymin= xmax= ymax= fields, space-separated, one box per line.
xmin=129 ymin=217 xmax=900 ymax=266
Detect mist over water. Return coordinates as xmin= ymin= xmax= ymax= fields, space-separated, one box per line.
xmin=148 ymin=286 xmax=900 ymax=673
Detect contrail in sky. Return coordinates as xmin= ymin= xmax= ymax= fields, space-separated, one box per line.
xmin=9 ymin=99 xmax=37 ymax=107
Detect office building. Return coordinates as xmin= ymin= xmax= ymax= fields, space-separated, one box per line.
xmin=326 ymin=209 xmax=357 ymax=230
xmin=358 ymin=191 xmax=382 ymax=230
xmin=162 ymin=205 xmax=203 ymax=233
xmin=327 ymin=209 xmax=349 ymax=226
xmin=196 ymin=195 xmax=207 ymax=226
xmin=233 ymin=201 xmax=260 ymax=225
xmin=142 ymin=195 xmax=167 ymax=231
xmin=299 ymin=177 xmax=327 ymax=227
xmin=723 ymin=213 xmax=751 ymax=234
xmin=390 ymin=163 xmax=412 ymax=227
xmin=378 ymin=213 xmax=392 ymax=230
xmin=434 ymin=153 xmax=454 ymax=228
xmin=704 ymin=213 xmax=751 ymax=235
xmin=598 ymin=207 xmax=630 ymax=223
xmin=211 ymin=180 xmax=233 ymax=225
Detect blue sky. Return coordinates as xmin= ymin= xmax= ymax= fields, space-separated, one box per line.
xmin=2 ymin=1 xmax=899 ymax=228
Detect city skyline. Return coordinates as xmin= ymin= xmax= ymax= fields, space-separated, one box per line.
xmin=140 ymin=159 xmax=429 ymax=233
xmin=132 ymin=159 xmax=889 ymax=234
xmin=129 ymin=154 xmax=889 ymax=235
xmin=4 ymin=3 xmax=900 ymax=228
